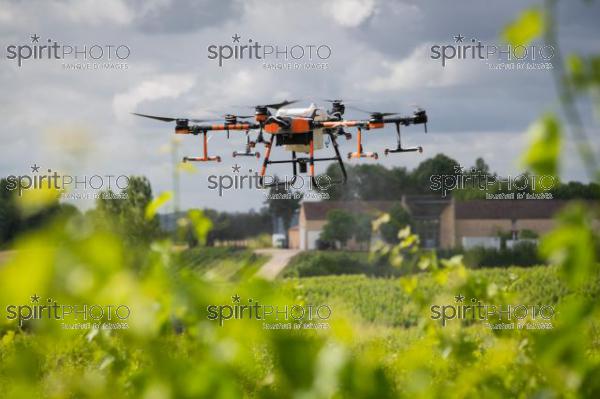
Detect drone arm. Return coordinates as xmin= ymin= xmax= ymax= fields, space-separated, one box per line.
xmin=316 ymin=120 xmax=366 ymax=129
xmin=190 ymin=122 xmax=260 ymax=132
xmin=383 ymin=111 xmax=428 ymax=132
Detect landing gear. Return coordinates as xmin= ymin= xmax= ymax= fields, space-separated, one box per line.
xmin=232 ymin=130 xmax=261 ymax=158
xmin=182 ymin=131 xmax=222 ymax=162
xmin=384 ymin=122 xmax=423 ymax=155
xmin=347 ymin=127 xmax=379 ymax=160
xmin=258 ymin=132 xmax=347 ymax=188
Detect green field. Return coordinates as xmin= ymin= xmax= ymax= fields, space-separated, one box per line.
xmin=1 ymin=215 xmax=599 ymax=398
xmin=280 ymin=264 xmax=586 ymax=327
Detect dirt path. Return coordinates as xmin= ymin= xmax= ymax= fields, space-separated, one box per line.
xmin=254 ymin=249 xmax=301 ymax=280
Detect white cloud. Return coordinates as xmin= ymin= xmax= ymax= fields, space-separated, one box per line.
xmin=50 ymin=0 xmax=134 ymax=26
xmin=0 ymin=3 xmax=13 ymax=23
xmin=323 ymin=0 xmax=376 ymax=27
xmin=365 ymin=44 xmax=478 ymax=90
xmin=112 ymin=74 xmax=196 ymax=122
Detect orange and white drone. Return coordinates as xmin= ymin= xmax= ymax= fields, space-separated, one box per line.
xmin=133 ymin=100 xmax=428 ymax=186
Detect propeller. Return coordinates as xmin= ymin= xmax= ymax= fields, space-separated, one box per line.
xmin=132 ymin=113 xmax=219 ymax=123
xmin=346 ymin=106 xmax=398 ymax=118
xmin=223 ymin=113 xmax=253 ymax=119
xmin=323 ymin=98 xmax=361 ymax=104
xmin=256 ymin=99 xmax=299 ymax=109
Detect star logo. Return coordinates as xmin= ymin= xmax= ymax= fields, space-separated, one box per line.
xmin=31 ymin=164 xmax=40 ymax=173
xmin=31 ymin=34 xmax=40 ymax=43
xmin=454 ymin=294 xmax=465 ymax=303
xmin=454 ymin=34 xmax=465 ymax=43
xmin=31 ymin=294 xmax=40 ymax=303
xmin=232 ymin=34 xmax=241 ymax=43
xmin=232 ymin=164 xmax=241 ymax=173
xmin=232 ymin=294 xmax=241 ymax=303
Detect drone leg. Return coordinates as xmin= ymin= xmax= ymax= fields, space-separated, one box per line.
xmin=259 ymin=135 xmax=275 ymax=186
xmin=329 ymin=133 xmax=347 ymax=184
xmin=309 ymin=135 xmax=317 ymax=187
xmin=290 ymin=151 xmax=298 ymax=185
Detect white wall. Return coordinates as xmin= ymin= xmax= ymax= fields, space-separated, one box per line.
xmin=307 ymin=230 xmax=321 ymax=250
xmin=300 ymin=226 xmax=306 ymax=250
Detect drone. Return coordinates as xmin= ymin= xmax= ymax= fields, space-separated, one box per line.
xmin=133 ymin=99 xmax=428 ymax=186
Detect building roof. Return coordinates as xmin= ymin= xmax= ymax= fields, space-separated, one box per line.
xmin=301 ymin=199 xmax=571 ymax=222
xmin=454 ymin=200 xmax=568 ymax=220
xmin=302 ymin=200 xmax=397 ymax=220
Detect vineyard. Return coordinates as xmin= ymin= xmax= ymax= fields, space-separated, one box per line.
xmin=0 ymin=203 xmax=599 ymax=398
xmin=281 ymin=264 xmax=598 ymax=328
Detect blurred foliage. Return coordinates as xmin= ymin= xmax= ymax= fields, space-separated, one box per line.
xmin=379 ymin=202 xmax=413 ymax=244
xmin=0 ymin=178 xmax=79 ymax=247
xmin=502 ymin=8 xmax=545 ymax=56
xmin=522 ymin=114 xmax=562 ymax=177
xmin=0 ymin=1 xmax=600 ymax=398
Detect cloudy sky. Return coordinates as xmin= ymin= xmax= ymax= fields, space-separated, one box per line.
xmin=1 ymin=0 xmax=599 ymax=212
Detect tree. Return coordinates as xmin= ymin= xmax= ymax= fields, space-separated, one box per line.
xmin=0 ymin=178 xmax=20 ymax=244
xmin=0 ymin=178 xmax=79 ymax=245
xmin=474 ymin=157 xmax=490 ymax=175
xmin=320 ymin=209 xmax=355 ymax=248
xmin=205 ymin=208 xmax=272 ymax=245
xmin=354 ymin=213 xmax=373 ymax=247
xmin=412 ymin=153 xmax=461 ymax=191
xmin=320 ymin=163 xmax=408 ymax=201
xmin=95 ymin=176 xmax=160 ymax=243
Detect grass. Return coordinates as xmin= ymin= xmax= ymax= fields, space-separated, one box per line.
xmin=177 ymin=246 xmax=267 ymax=281
xmin=282 ymin=250 xmax=402 ymax=278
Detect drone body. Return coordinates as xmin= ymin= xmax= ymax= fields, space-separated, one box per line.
xmin=133 ymin=100 xmax=428 ymax=186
